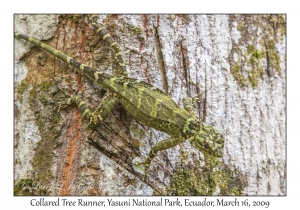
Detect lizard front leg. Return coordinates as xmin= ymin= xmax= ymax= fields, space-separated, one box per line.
xmin=182 ymin=93 xmax=204 ymax=119
xmin=144 ymin=137 xmax=186 ymax=177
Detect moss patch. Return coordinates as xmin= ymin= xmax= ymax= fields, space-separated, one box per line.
xmin=266 ymin=40 xmax=281 ymax=73
xmin=16 ymin=79 xmax=29 ymax=101
xmin=31 ymin=100 xmax=62 ymax=185
xmin=230 ymin=43 xmax=278 ymax=88
xmin=14 ymin=178 xmax=50 ymax=196
xmin=246 ymin=45 xmax=266 ymax=88
xmin=166 ymin=156 xmax=245 ymax=195
xmin=131 ymin=26 xmax=143 ymax=35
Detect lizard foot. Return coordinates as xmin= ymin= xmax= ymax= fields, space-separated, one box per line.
xmin=132 ymin=157 xmax=148 ymax=175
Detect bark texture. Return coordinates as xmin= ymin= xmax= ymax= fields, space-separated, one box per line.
xmin=14 ymin=14 xmax=286 ymax=196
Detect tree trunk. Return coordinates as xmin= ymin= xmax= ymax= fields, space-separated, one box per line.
xmin=14 ymin=14 xmax=286 ymax=196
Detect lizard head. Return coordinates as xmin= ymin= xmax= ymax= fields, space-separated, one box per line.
xmin=189 ymin=124 xmax=224 ymax=158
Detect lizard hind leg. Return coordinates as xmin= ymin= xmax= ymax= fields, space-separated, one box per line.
xmin=92 ymin=92 xmax=120 ymax=124
xmin=55 ymin=94 xmax=97 ymax=124
xmin=55 ymin=92 xmax=120 ymax=125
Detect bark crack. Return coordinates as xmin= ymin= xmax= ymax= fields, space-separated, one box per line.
xmin=153 ymin=24 xmax=168 ymax=94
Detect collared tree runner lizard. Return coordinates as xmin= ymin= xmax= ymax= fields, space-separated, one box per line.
xmin=14 ymin=15 xmax=224 ymax=179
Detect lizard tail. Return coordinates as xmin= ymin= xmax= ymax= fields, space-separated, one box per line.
xmin=14 ymin=32 xmax=112 ymax=83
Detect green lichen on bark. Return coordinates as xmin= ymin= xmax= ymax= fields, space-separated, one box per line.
xmin=15 ymin=71 xmax=61 ymax=190
xmin=230 ymin=45 xmax=266 ymax=88
xmin=230 ymin=63 xmax=247 ymax=87
xmin=247 ymin=45 xmax=265 ymax=65
xmin=16 ymin=79 xmax=29 ymax=101
xmin=246 ymin=45 xmax=266 ymax=88
xmin=131 ymin=26 xmax=143 ymax=35
xmin=229 ymin=14 xmax=285 ymax=88
xmin=29 ymin=83 xmax=62 ymax=186
xmin=265 ymin=40 xmax=281 ymax=73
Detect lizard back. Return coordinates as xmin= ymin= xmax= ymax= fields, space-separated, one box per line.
xmin=101 ymin=76 xmax=199 ymax=139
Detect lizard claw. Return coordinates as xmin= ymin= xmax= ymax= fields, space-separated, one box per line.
xmin=131 ymin=157 xmax=151 ymax=183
